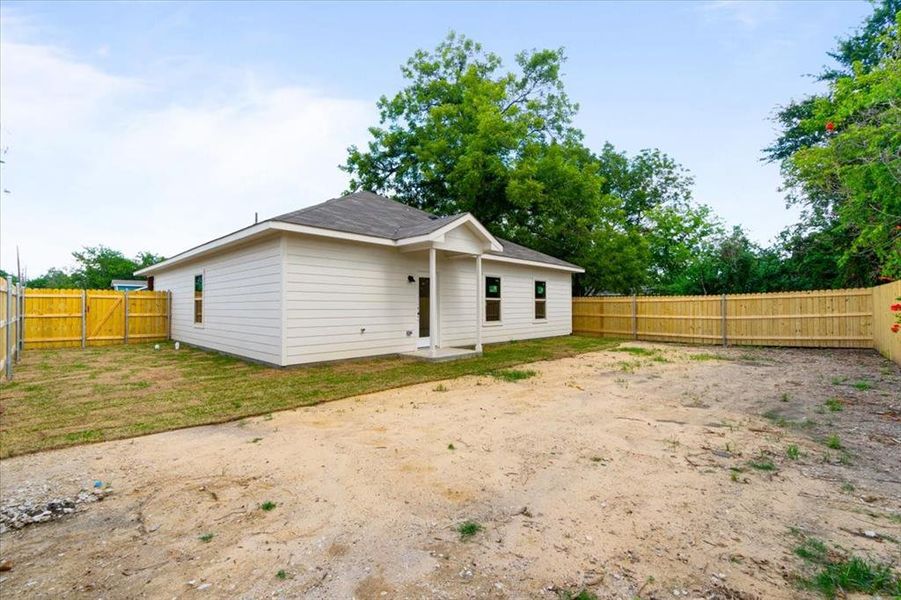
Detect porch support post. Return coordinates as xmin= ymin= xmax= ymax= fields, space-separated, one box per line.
xmin=429 ymin=247 xmax=437 ymax=355
xmin=475 ymin=254 xmax=483 ymax=352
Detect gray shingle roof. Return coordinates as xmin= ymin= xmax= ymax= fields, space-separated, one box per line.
xmin=272 ymin=191 xmax=580 ymax=270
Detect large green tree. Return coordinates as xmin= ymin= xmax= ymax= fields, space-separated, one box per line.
xmin=766 ymin=1 xmax=900 ymax=284
xmin=344 ymin=32 xmax=720 ymax=294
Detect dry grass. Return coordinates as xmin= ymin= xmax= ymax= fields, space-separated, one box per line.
xmin=0 ymin=336 xmax=618 ymax=457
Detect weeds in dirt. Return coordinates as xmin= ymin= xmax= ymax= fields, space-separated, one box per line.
xmin=611 ymin=347 xmax=657 ymax=357
xmin=851 ymin=380 xmax=872 ymax=391
xmin=830 ymin=376 xmax=847 ymax=385
xmin=249 ymin=437 xmax=263 ymax=443
xmin=198 ymin=533 xmax=214 ymax=543
xmin=665 ymin=435 xmax=680 ymax=451
xmin=617 ymin=360 xmax=642 ymax=373
xmin=748 ymin=457 xmax=776 ymax=471
xmin=791 ymin=531 xmax=900 ymax=598
xmin=433 ymin=384 xmax=448 ymax=392
xmin=840 ymin=482 xmax=855 ymax=493
xmin=260 ymin=501 xmax=277 ymax=512
xmin=786 ymin=444 xmax=801 ymax=460
xmin=447 ymin=443 xmax=455 ymax=450
xmin=824 ymin=398 xmax=843 ymax=412
xmin=825 ymin=435 xmax=843 ymax=450
xmin=781 ymin=392 xmax=791 ymax=402
xmin=690 ymin=353 xmax=724 ymax=361
xmin=490 ymin=369 xmax=537 ymax=382
xmin=275 ymin=569 xmax=287 ymax=580
xmin=456 ymin=520 xmax=482 ymax=540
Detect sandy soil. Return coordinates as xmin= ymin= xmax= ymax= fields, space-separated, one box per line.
xmin=0 ymin=344 xmax=898 ymax=599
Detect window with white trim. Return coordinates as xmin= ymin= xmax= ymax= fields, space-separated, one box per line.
xmin=534 ymin=280 xmax=546 ymax=319
xmin=485 ymin=276 xmax=501 ymax=322
xmin=194 ymin=274 xmax=203 ymax=324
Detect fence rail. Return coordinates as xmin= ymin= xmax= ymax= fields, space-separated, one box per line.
xmin=573 ymin=281 xmax=901 ymax=364
xmin=21 ymin=288 xmax=170 ymax=352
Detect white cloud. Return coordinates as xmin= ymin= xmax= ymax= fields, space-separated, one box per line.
xmin=0 ymin=26 xmax=375 ymax=277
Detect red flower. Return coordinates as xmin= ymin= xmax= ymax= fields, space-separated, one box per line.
xmin=892 ymin=323 xmax=900 ymax=333
xmin=825 ymin=121 xmax=835 ymax=131
xmin=892 ymin=303 xmax=901 ymax=312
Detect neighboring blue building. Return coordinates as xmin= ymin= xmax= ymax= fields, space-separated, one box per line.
xmin=111 ymin=279 xmax=147 ymax=291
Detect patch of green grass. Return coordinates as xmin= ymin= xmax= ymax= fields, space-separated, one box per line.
xmin=611 ymin=346 xmax=657 ymax=357
xmin=433 ymin=383 xmax=448 ymax=392
xmin=851 ymin=379 xmax=872 ymax=391
xmin=824 ymin=398 xmax=843 ymax=412
xmin=830 ymin=376 xmax=847 ymax=385
xmin=748 ymin=457 xmax=776 ymax=471
xmin=260 ymin=501 xmax=277 ymax=512
xmin=794 ymin=536 xmax=829 ymax=563
xmin=690 ymin=353 xmax=724 ymax=361
xmin=825 ymin=435 xmax=842 ymax=450
xmin=490 ymin=368 xmax=537 ymax=382
xmin=275 ymin=569 xmax=287 ymax=580
xmin=780 ymin=392 xmax=791 ymax=402
xmin=792 ymin=532 xmax=900 ymax=598
xmin=456 ymin=520 xmax=482 ymax=540
xmin=840 ymin=482 xmax=855 ymax=493
xmin=1 ymin=336 xmax=619 ymax=458
xmin=198 ymin=533 xmax=214 ymax=543
xmin=786 ymin=444 xmax=801 ymax=460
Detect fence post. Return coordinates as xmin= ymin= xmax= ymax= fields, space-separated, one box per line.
xmin=17 ymin=284 xmax=23 ymax=356
xmin=631 ymin=294 xmax=638 ymax=340
xmin=721 ymin=293 xmax=727 ymax=347
xmin=124 ymin=290 xmax=129 ymax=344
xmin=167 ymin=291 xmax=172 ymax=341
xmin=5 ymin=277 xmax=12 ymax=380
xmin=81 ymin=290 xmax=87 ymax=349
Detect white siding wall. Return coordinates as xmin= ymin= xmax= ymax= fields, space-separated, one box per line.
xmin=440 ymin=259 xmax=573 ymax=346
xmin=155 ymin=229 xmax=574 ymax=367
xmin=284 ymin=235 xmax=424 ymax=365
xmin=153 ymin=236 xmax=283 ymax=365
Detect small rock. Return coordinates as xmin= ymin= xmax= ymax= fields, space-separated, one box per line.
xmin=0 ymin=559 xmax=12 ymax=572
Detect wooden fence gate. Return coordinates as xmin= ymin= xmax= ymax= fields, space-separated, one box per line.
xmin=23 ymin=289 xmax=170 ymax=349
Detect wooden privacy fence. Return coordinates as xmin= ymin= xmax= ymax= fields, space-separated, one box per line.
xmin=1 ymin=277 xmax=24 ymax=380
xmin=573 ymin=281 xmax=901 ymax=363
xmin=22 ymin=289 xmax=171 ymax=350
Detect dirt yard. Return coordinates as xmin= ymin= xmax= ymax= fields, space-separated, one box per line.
xmin=0 ymin=344 xmax=898 ymax=599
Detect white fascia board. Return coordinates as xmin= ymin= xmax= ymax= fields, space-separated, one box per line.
xmin=482 ymin=253 xmax=585 ymax=273
xmin=396 ymin=213 xmax=503 ymax=252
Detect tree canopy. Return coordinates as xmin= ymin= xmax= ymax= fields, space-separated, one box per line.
xmin=27 ymin=246 xmax=164 ymax=289
xmin=344 ymin=32 xmax=720 ymax=294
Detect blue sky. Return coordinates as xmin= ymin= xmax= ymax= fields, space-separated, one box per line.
xmin=0 ymin=1 xmax=872 ymax=275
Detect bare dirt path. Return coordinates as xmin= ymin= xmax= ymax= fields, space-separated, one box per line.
xmin=0 ymin=345 xmax=898 ymax=599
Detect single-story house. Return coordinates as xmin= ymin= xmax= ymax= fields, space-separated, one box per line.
xmin=111 ymin=279 xmax=148 ymax=291
xmin=136 ymin=192 xmax=583 ymax=366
